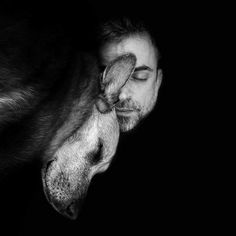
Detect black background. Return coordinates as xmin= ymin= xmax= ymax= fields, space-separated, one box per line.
xmin=0 ymin=0 xmax=222 ymax=235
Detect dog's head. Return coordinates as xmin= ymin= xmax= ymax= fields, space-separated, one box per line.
xmin=42 ymin=53 xmax=136 ymax=219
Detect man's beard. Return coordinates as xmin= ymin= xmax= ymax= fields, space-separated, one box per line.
xmin=115 ymin=99 xmax=142 ymax=132
xmin=116 ymin=114 xmax=140 ymax=132
xmin=115 ymin=93 xmax=157 ymax=132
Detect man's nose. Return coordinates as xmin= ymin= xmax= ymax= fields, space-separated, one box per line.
xmin=119 ymin=84 xmax=131 ymax=101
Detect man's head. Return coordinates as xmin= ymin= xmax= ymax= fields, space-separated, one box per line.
xmin=98 ymin=18 xmax=163 ymax=132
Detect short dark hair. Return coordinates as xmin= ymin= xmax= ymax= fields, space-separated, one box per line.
xmin=97 ymin=17 xmax=160 ymax=63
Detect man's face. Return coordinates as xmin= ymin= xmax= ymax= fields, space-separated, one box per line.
xmin=100 ymin=33 xmax=162 ymax=132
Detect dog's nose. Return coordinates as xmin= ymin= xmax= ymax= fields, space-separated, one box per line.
xmin=64 ymin=201 xmax=77 ymax=219
xmin=63 ymin=198 xmax=85 ymax=220
xmin=48 ymin=195 xmax=85 ymax=220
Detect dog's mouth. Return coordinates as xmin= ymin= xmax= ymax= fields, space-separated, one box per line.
xmin=41 ymin=139 xmax=112 ymax=220
xmin=42 ymin=157 xmax=90 ymax=220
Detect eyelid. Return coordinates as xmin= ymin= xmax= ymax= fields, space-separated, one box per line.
xmin=132 ymin=71 xmax=149 ymax=81
xmin=131 ymin=75 xmax=148 ymax=81
xmin=133 ymin=71 xmax=149 ymax=76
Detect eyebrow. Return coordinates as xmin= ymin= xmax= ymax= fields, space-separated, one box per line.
xmin=134 ymin=65 xmax=153 ymax=72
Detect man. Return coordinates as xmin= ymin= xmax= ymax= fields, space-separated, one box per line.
xmin=98 ymin=17 xmax=163 ymax=132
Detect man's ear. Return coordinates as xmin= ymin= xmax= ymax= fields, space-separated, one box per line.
xmin=152 ymin=68 xmax=163 ymax=103
xmin=155 ymin=69 xmax=163 ymax=91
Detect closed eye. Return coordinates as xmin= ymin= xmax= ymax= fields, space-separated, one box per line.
xmin=132 ymin=76 xmax=148 ymax=81
xmin=131 ymin=71 xmax=149 ymax=81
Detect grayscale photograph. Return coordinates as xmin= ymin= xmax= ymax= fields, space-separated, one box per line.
xmin=0 ymin=0 xmax=220 ymax=235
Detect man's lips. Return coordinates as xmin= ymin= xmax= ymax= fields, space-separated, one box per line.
xmin=115 ymin=107 xmax=139 ymax=116
xmin=115 ymin=107 xmax=134 ymax=112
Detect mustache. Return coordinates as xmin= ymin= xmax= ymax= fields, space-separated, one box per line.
xmin=115 ymin=99 xmax=141 ymax=111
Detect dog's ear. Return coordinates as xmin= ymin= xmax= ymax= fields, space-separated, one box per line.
xmin=96 ymin=53 xmax=136 ymax=113
xmin=102 ymin=53 xmax=136 ymax=99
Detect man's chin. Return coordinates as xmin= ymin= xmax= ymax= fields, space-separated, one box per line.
xmin=117 ymin=108 xmax=154 ymax=133
xmin=120 ymin=124 xmax=134 ymax=132
xmin=117 ymin=114 xmax=139 ymax=132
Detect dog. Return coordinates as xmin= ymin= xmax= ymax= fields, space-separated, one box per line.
xmin=0 ymin=19 xmax=136 ymax=219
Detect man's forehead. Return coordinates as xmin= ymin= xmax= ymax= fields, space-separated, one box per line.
xmin=101 ymin=34 xmax=157 ymax=68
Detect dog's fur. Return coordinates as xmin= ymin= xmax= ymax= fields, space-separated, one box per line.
xmin=0 ymin=19 xmax=136 ymax=219
xmin=0 ymin=20 xmax=99 ymax=171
